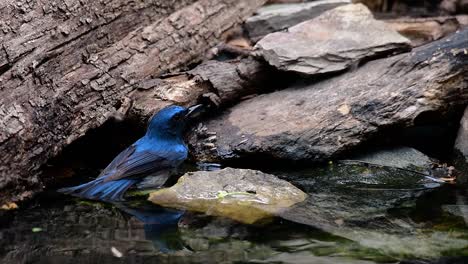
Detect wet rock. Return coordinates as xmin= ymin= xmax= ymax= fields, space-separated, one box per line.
xmin=455 ymin=106 xmax=468 ymax=162
xmin=454 ymin=106 xmax=468 ymax=184
xmin=148 ymin=168 xmax=307 ymax=224
xmin=178 ymin=214 xmax=253 ymax=252
xmin=278 ymin=163 xmax=444 ymax=230
xmin=275 ymin=163 xmax=468 ymax=259
xmin=3 ymin=164 xmax=468 ymax=262
xmin=177 ymin=210 xmax=392 ymax=263
xmin=442 ymin=204 xmax=468 ymax=223
xmin=189 ymin=29 xmax=468 ymax=163
xmin=255 ymin=4 xmax=411 ymax=75
xmin=245 ymin=0 xmax=351 ymax=42
xmin=347 ymin=146 xmax=433 ymax=173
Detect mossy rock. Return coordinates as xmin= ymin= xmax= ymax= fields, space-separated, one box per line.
xmin=148 ymin=168 xmax=307 ymax=224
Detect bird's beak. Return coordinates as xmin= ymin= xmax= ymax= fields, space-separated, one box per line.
xmin=185 ymin=104 xmax=203 ymax=118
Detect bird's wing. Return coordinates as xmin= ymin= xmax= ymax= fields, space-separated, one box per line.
xmin=97 ymin=145 xmax=136 ymax=178
xmin=98 ymin=145 xmax=182 ymax=182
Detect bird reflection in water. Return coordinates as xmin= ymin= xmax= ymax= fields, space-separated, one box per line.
xmin=115 ymin=203 xmax=188 ymax=253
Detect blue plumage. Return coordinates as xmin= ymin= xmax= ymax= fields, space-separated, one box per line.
xmin=58 ymin=105 xmax=202 ymax=201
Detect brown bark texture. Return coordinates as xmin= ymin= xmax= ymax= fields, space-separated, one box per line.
xmin=0 ymin=0 xmax=266 ymax=204
xmin=128 ymin=57 xmax=274 ymax=123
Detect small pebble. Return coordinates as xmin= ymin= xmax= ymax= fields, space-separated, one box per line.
xmin=111 ymin=247 xmax=123 ymax=258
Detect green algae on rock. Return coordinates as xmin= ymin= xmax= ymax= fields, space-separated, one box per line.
xmin=148 ymin=168 xmax=307 ymax=224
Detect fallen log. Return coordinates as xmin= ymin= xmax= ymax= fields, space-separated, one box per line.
xmin=188 ymin=29 xmax=468 ymax=162
xmin=0 ymin=0 xmax=266 ymax=204
xmin=128 ymin=57 xmax=275 ymax=123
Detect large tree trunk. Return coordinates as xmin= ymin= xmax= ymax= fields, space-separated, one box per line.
xmin=0 ymin=0 xmax=266 ymax=204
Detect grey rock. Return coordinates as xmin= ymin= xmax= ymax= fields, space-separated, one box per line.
xmin=454 ymin=106 xmax=468 ymax=184
xmin=245 ymin=0 xmax=351 ymax=41
xmin=148 ymin=168 xmax=307 ymax=224
xmin=189 ymin=29 xmax=468 ymax=163
xmin=442 ymin=204 xmax=468 ymax=223
xmin=347 ymin=146 xmax=433 ymax=172
xmin=276 ymin=163 xmax=468 ymax=259
xmin=455 ymin=106 xmax=468 ymax=161
xmin=255 ymin=4 xmax=411 ymax=75
xmin=279 ymin=163 xmax=443 ymax=231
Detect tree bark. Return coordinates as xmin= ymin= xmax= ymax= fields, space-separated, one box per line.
xmin=0 ymin=0 xmax=266 ymax=204
xmin=128 ymin=57 xmax=275 ymax=123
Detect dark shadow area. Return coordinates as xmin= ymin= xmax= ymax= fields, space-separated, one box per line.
xmin=336 ymin=105 xmax=466 ymax=164
xmin=0 ymin=63 xmax=11 ymax=77
xmin=205 ymin=103 xmax=466 ymax=173
xmin=371 ymin=0 xmax=447 ymax=18
xmin=41 ymin=118 xmax=146 ymax=189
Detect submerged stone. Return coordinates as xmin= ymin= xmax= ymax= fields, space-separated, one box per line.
xmin=442 ymin=204 xmax=468 ymax=223
xmin=277 ymin=163 xmax=468 ymax=258
xmin=278 ymin=163 xmax=442 ymax=229
xmin=347 ymin=146 xmax=433 ymax=173
xmin=177 ymin=212 xmax=396 ymax=263
xmin=148 ymin=168 xmax=307 ymax=224
xmin=255 ymin=3 xmax=411 ymax=75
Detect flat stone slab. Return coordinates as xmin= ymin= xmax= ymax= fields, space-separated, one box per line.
xmin=245 ymin=0 xmax=351 ymax=41
xmin=255 ymin=3 xmax=411 ymax=75
xmin=148 ymin=168 xmax=307 ymax=224
xmin=189 ymin=29 xmax=468 ymax=163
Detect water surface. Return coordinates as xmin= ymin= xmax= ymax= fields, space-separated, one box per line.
xmin=1 ymin=163 xmax=467 ymax=264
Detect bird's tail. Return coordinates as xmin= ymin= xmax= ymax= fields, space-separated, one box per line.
xmin=58 ymin=177 xmax=137 ymax=201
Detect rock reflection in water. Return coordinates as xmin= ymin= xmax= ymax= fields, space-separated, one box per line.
xmin=277 ymin=162 xmax=468 ymax=259
xmin=0 ymin=198 xmax=186 ymax=264
xmin=1 ymin=162 xmax=468 ymax=264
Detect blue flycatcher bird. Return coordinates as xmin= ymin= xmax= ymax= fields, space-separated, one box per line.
xmin=58 ymin=104 xmax=202 ymax=201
